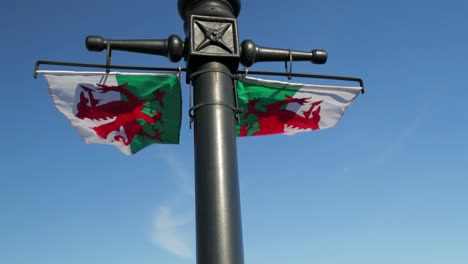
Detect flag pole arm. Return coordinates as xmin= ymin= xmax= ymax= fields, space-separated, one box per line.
xmin=85 ymin=35 xmax=184 ymax=63
xmin=240 ymin=40 xmax=327 ymax=67
xmin=33 ymin=60 xmax=364 ymax=93
xmin=237 ymin=69 xmax=365 ymax=93
xmin=33 ymin=60 xmax=188 ymax=79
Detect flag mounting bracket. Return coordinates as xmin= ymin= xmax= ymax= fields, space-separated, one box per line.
xmin=33 ymin=60 xmax=188 ymax=78
xmin=188 ymin=67 xmax=244 ymax=125
xmin=285 ymin=49 xmax=293 ymax=80
xmin=33 ymin=60 xmax=364 ymax=93
xmin=237 ymin=69 xmax=365 ymax=93
xmin=105 ymin=42 xmax=112 ymax=73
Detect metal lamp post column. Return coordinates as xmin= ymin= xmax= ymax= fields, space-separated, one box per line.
xmin=191 ymin=61 xmax=243 ymax=264
xmin=178 ymin=1 xmax=244 ymax=264
xmin=82 ymin=2 xmax=330 ymax=264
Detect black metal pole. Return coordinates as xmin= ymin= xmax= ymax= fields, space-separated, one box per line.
xmin=192 ymin=62 xmax=244 ymax=264
xmin=80 ymin=2 xmax=336 ymax=263
xmin=178 ymin=1 xmax=244 ymax=264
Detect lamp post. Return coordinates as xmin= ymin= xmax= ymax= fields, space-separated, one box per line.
xmin=177 ymin=1 xmax=244 ymax=264
xmin=84 ymin=1 xmax=328 ymax=264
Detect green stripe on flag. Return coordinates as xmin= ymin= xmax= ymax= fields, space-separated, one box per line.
xmin=236 ymin=79 xmax=297 ymax=136
xmin=115 ymin=74 xmax=182 ymax=153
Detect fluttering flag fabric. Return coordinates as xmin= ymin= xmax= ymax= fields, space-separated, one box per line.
xmin=236 ymin=76 xmax=362 ymax=137
xmin=40 ymin=71 xmax=182 ymax=155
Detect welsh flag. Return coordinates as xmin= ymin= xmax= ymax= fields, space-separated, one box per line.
xmin=236 ymin=77 xmax=362 ymax=137
xmin=40 ymin=71 xmax=182 ymax=155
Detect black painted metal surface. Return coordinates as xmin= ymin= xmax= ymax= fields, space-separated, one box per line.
xmin=181 ymin=2 xmax=244 ymax=264
xmin=191 ymin=62 xmax=244 ymax=264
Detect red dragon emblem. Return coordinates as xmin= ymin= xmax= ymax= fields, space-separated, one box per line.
xmin=239 ymin=95 xmax=323 ymax=136
xmin=75 ymin=83 xmax=165 ymax=145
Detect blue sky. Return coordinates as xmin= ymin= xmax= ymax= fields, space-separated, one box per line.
xmin=1 ymin=0 xmax=468 ymax=264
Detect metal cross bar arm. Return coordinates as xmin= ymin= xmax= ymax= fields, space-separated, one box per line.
xmin=86 ymin=35 xmax=184 ymax=63
xmin=240 ymin=40 xmax=327 ymax=67
xmin=237 ymin=69 xmax=365 ymax=93
xmin=33 ymin=60 xmax=187 ymax=78
xmin=33 ymin=60 xmax=364 ymax=93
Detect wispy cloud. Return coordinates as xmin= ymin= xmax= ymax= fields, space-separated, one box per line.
xmin=150 ymin=150 xmax=195 ymax=259
xmin=160 ymin=153 xmax=194 ymax=196
xmin=151 ymin=206 xmax=193 ymax=259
